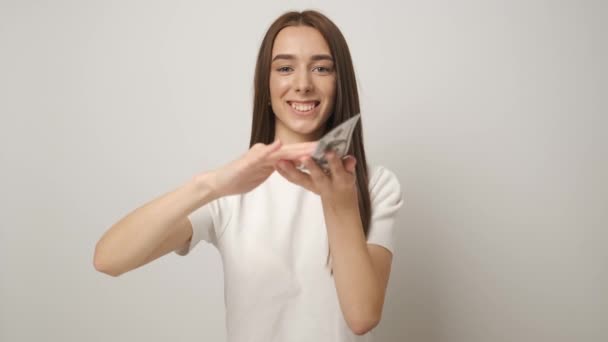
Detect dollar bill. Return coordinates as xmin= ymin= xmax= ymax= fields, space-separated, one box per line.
xmin=297 ymin=113 xmax=361 ymax=173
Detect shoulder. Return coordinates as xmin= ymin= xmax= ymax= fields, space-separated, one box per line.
xmin=367 ymin=165 xmax=404 ymax=208
xmin=368 ymin=165 xmax=401 ymax=193
xmin=207 ymin=194 xmax=239 ymax=226
xmin=208 ymin=194 xmax=236 ymax=212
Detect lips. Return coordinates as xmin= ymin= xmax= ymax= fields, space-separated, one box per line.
xmin=288 ymin=101 xmax=320 ymax=112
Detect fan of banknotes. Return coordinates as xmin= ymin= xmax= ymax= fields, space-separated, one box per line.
xmin=296 ymin=113 xmax=361 ymax=173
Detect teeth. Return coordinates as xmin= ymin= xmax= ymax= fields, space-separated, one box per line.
xmin=290 ymin=102 xmax=316 ymax=112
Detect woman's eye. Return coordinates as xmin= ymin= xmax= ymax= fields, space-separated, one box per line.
xmin=277 ymin=66 xmax=293 ymax=73
xmin=314 ymin=66 xmax=332 ymax=73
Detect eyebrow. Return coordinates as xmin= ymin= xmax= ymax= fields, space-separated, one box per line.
xmin=271 ymin=54 xmax=334 ymax=62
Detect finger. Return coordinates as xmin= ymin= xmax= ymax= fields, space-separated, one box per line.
xmin=277 ymin=141 xmax=316 ymax=154
xmin=343 ymin=155 xmax=357 ymax=173
xmin=270 ymin=149 xmax=311 ymax=163
xmin=276 ymin=160 xmax=314 ymax=189
xmin=251 ymin=140 xmax=281 ymax=165
xmin=273 ymin=141 xmax=317 ymax=158
xmin=263 ymin=139 xmax=282 ymax=156
xmin=303 ymin=157 xmax=327 ymax=184
xmin=267 ymin=142 xmax=317 ymax=163
xmin=325 ymin=150 xmax=344 ymax=176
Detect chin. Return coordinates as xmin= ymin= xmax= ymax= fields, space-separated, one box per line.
xmin=290 ymin=123 xmax=321 ymax=136
xmin=276 ymin=118 xmax=320 ymax=140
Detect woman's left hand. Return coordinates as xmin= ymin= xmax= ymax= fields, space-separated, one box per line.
xmin=275 ymin=150 xmax=359 ymax=207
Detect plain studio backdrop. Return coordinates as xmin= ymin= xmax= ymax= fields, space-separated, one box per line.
xmin=0 ymin=0 xmax=606 ymax=341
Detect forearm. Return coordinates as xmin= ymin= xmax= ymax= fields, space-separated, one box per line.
xmin=94 ymin=173 xmax=217 ymax=274
xmin=323 ymin=200 xmax=382 ymax=329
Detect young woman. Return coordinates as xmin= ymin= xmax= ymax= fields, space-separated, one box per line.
xmin=94 ymin=10 xmax=403 ymax=341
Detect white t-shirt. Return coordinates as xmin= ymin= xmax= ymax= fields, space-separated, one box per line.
xmin=176 ymin=165 xmax=403 ymax=342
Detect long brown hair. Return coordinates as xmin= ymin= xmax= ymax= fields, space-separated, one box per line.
xmin=250 ymin=10 xmax=371 ymax=271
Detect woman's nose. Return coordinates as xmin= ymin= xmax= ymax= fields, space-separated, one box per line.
xmin=293 ymin=70 xmax=313 ymax=93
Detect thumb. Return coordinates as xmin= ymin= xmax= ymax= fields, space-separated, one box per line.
xmin=266 ymin=138 xmax=282 ymax=153
xmin=344 ymin=156 xmax=357 ymax=173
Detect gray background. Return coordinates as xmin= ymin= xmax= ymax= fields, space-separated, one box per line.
xmin=1 ymin=0 xmax=606 ymax=341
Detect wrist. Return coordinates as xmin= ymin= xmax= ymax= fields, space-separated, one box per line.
xmin=321 ymin=191 xmax=359 ymax=214
xmin=192 ymin=171 xmax=221 ymax=203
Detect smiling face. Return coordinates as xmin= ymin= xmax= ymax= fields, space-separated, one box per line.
xmin=269 ymin=25 xmax=337 ymax=144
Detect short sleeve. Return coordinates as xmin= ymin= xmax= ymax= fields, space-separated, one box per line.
xmin=174 ymin=196 xmax=232 ymax=256
xmin=366 ymin=166 xmax=404 ymax=255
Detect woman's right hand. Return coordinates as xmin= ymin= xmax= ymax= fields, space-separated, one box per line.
xmin=206 ymin=139 xmax=317 ymax=197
